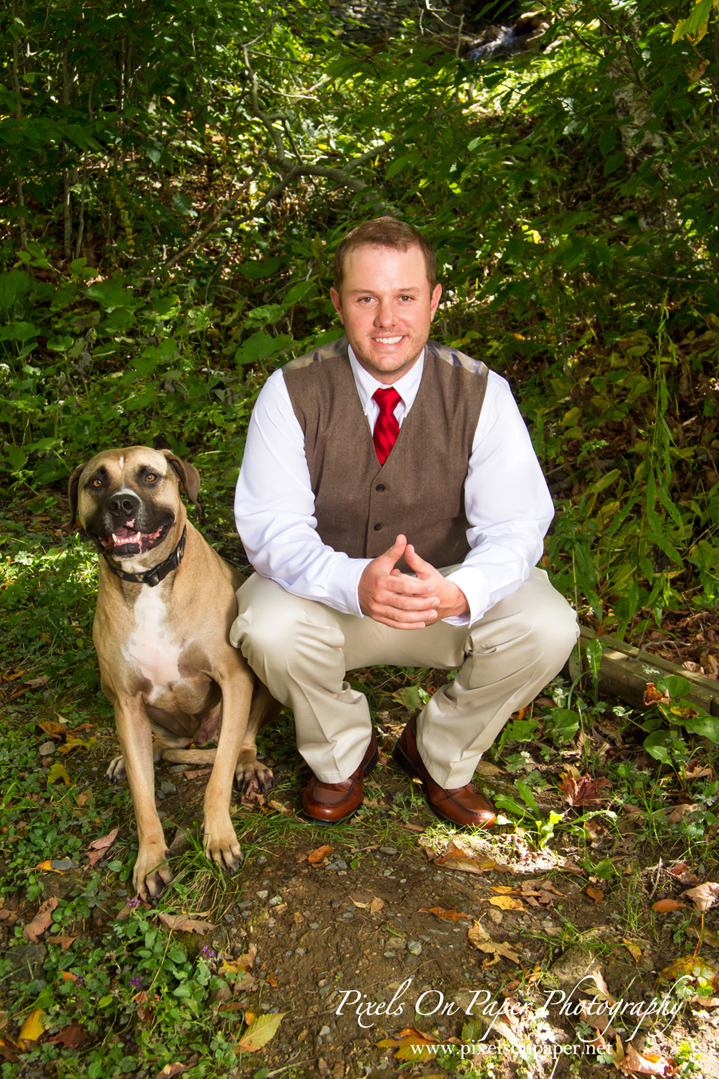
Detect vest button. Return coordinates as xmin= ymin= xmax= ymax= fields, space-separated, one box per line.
xmin=373 ymin=523 xmax=382 ymax=531
xmin=375 ymin=484 xmax=385 ymax=492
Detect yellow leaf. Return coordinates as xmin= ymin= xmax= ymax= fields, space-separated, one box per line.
xmin=46 ymin=762 xmax=71 ymax=786
xmin=488 ymin=895 xmax=524 ymax=911
xmin=237 ymin=1012 xmax=284 ymax=1052
xmin=622 ymin=939 xmax=643 ymax=963
xmin=19 ymin=1008 xmax=45 ymax=1043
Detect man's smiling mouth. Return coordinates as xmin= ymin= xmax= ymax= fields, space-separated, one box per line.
xmin=374 ymin=336 xmax=403 ymax=344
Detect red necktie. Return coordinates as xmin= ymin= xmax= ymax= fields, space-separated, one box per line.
xmin=372 ymin=387 xmax=402 ymax=465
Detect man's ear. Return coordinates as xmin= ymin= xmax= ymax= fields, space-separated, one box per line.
xmin=430 ymin=283 xmax=442 ymax=320
xmin=67 ymin=463 xmax=87 ymax=527
xmin=330 ymin=287 xmax=344 ymax=323
xmin=161 ymin=450 xmax=201 ymax=508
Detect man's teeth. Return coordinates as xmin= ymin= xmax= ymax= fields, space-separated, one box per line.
xmin=375 ymin=336 xmax=402 ymax=343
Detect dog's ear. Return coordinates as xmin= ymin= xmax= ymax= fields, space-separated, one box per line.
xmin=67 ymin=463 xmax=87 ymax=527
xmin=161 ymin=450 xmax=201 ymax=508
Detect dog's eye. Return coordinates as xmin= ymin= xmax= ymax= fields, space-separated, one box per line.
xmin=145 ymin=472 xmax=158 ymax=483
xmin=91 ymin=479 xmax=103 ymax=489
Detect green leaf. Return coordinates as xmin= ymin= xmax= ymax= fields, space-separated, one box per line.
xmin=585 ymin=638 xmax=603 ymax=681
xmin=515 ymin=780 xmax=539 ymax=813
xmin=234 ymin=331 xmax=291 ymax=366
xmin=493 ymin=793 xmax=527 ymax=818
xmin=238 ymin=1012 xmax=284 ymax=1053
xmin=643 ymin=730 xmax=672 ymax=764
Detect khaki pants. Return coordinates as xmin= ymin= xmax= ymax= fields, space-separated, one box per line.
xmin=231 ymin=568 xmax=578 ymax=789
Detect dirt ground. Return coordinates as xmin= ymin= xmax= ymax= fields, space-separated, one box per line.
xmin=116 ymin=712 xmax=719 ymax=1078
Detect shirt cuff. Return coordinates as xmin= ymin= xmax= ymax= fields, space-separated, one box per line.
xmin=442 ymin=565 xmax=491 ymax=627
xmin=322 ymin=555 xmax=372 ymax=617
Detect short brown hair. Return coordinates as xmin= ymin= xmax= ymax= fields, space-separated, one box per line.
xmin=333 ymin=216 xmax=438 ymax=292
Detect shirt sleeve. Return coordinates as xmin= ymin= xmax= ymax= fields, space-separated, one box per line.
xmin=443 ymin=370 xmax=554 ymax=626
xmin=234 ymin=369 xmax=371 ymax=614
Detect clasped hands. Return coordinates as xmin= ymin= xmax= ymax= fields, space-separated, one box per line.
xmin=358 ymin=534 xmax=468 ymax=630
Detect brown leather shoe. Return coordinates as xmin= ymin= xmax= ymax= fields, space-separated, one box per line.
xmin=393 ymin=718 xmax=497 ymax=828
xmin=301 ymin=731 xmax=378 ymax=825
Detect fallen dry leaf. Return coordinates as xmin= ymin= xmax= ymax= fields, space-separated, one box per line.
xmin=433 ymin=841 xmax=500 ymax=875
xmin=488 ymin=895 xmax=524 ymax=911
xmin=18 ymin=1009 xmax=45 ymax=1044
xmin=644 ymin=683 xmax=670 ymax=706
xmin=23 ymin=897 xmax=59 ymax=942
xmin=622 ymin=938 xmax=643 ymax=963
xmin=237 ymin=1012 xmax=284 ymax=1053
xmin=418 ymin=906 xmax=472 ymax=922
xmin=683 ymin=882 xmax=719 ymax=913
xmin=157 ymin=913 xmax=215 ymax=934
xmin=467 ymin=921 xmax=521 ymax=965
xmin=182 ymin=768 xmax=211 ymax=780
xmin=652 ymin=899 xmax=686 ymax=913
xmin=370 ymin=897 xmax=385 ymax=914
xmin=47 ymin=1022 xmax=88 ymax=1049
xmin=266 ymin=971 xmax=278 ymax=988
xmin=307 ymin=844 xmax=332 ymax=867
xmin=668 ymin=862 xmax=700 ymax=884
xmin=154 ymin=1063 xmax=189 ymax=1079
xmin=586 ymin=886 xmax=604 ymax=903
xmin=667 ymin=804 xmax=699 ymax=824
xmin=86 ymin=826 xmax=119 ymax=867
xmin=561 ymin=774 xmax=611 ymax=807
xmin=475 ymin=761 xmax=503 ymax=777
xmin=620 ymin=1041 xmax=676 ymax=1076
xmin=47 ymin=934 xmax=77 ymax=952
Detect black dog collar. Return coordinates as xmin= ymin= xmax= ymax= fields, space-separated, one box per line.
xmin=102 ymin=526 xmax=187 ymax=588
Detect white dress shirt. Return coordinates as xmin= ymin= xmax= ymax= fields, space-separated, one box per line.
xmin=234 ymin=344 xmax=554 ymax=626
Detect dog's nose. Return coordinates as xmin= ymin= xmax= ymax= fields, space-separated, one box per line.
xmin=107 ymin=492 xmax=141 ymax=519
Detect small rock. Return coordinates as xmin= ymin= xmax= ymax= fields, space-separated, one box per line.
xmin=309 ymin=922 xmax=319 ymax=929
xmin=379 ymin=846 xmax=398 ymax=855
xmin=256 ymin=855 xmax=268 ymax=866
xmin=319 ymin=1025 xmax=331 ymax=1037
xmin=383 ymin=950 xmax=396 ymax=958
xmin=269 ymin=895 xmax=283 ymax=907
xmin=407 ymin=941 xmax=422 ymax=955
xmin=39 ymin=742 xmax=56 ymax=757
xmin=257 ymin=890 xmax=269 ymax=900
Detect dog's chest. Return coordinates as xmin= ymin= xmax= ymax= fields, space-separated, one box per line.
xmin=123 ymin=587 xmax=183 ymax=694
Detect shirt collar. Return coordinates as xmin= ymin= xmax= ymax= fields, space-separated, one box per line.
xmin=347 ymin=344 xmax=425 ymax=414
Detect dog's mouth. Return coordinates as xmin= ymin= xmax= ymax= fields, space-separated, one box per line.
xmin=97 ymin=520 xmax=171 ymax=557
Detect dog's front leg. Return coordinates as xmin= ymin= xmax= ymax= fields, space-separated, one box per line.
xmin=114 ymin=697 xmax=172 ymax=900
xmin=201 ymin=661 xmax=254 ymax=873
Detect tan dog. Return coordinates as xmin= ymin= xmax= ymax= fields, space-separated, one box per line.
xmin=69 ymin=446 xmax=277 ymax=900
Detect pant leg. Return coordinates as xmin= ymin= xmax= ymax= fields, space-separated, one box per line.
xmin=415 ymin=569 xmax=579 ymax=788
xmin=231 ymin=569 xmax=577 ymax=786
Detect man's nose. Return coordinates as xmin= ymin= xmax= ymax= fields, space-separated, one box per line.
xmin=374 ymin=299 xmax=394 ymax=325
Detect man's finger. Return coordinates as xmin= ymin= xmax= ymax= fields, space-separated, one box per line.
xmin=403 ymin=543 xmax=435 ymax=578
xmin=376 ymin=533 xmax=407 ymax=571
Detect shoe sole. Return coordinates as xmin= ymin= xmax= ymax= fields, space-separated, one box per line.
xmin=301 ymin=745 xmax=379 ymax=826
xmin=393 ymin=742 xmax=495 ymax=830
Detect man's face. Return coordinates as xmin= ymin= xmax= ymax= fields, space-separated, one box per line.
xmin=330 ymin=243 xmax=442 ymax=384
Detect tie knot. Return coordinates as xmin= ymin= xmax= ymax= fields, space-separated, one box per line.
xmin=372 ymin=387 xmax=401 ymax=416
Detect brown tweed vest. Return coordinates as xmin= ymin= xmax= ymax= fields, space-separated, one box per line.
xmin=283 ymin=337 xmax=489 ymax=566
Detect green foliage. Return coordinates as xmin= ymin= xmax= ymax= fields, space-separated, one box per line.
xmin=0 ymin=0 xmax=717 ymax=627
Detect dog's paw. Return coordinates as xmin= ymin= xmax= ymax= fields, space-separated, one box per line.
xmin=203 ymin=818 xmax=243 ymax=875
xmin=235 ymin=753 xmax=274 ymax=795
xmin=106 ymin=755 xmax=127 ymax=783
xmin=133 ymin=844 xmax=172 ymax=901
